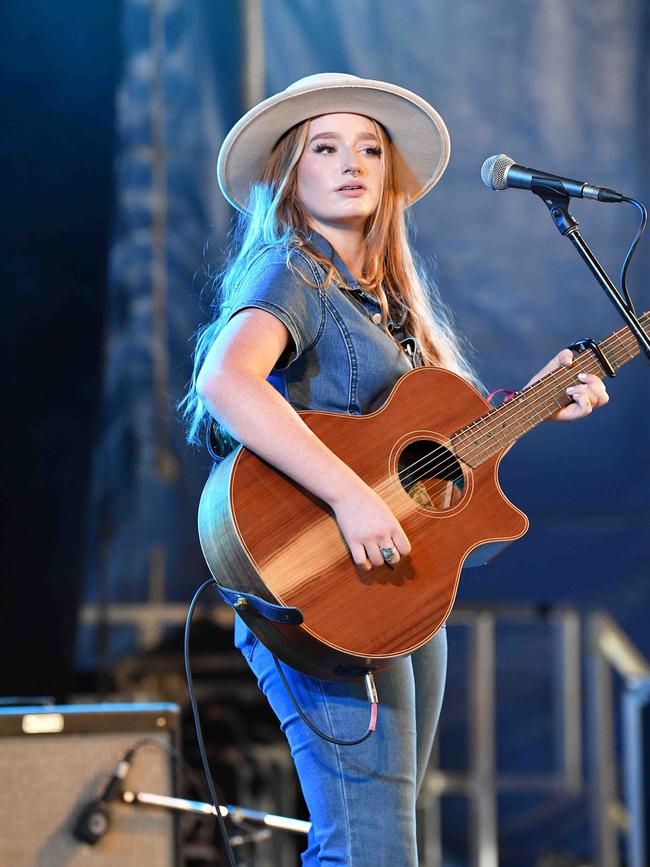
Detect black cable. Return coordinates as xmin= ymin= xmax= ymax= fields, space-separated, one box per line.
xmin=119 ymin=736 xmax=258 ymax=847
xmin=273 ymin=655 xmax=378 ymax=746
xmin=116 ymin=736 xmax=214 ymax=805
xmin=116 ymin=734 xmax=271 ymax=855
xmin=620 ymin=196 xmax=647 ymax=314
xmin=184 ymin=578 xmax=238 ymax=867
xmin=184 ymin=576 xmax=377 ymax=867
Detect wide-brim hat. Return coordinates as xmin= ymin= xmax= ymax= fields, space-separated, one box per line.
xmin=217 ymin=72 xmax=451 ymax=213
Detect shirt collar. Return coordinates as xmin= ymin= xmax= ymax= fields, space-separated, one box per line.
xmin=304 ymin=229 xmax=360 ymax=289
xmin=303 ymin=229 xmax=408 ymax=330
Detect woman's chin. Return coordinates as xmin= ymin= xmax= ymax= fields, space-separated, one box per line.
xmin=312 ymin=210 xmax=372 ymax=230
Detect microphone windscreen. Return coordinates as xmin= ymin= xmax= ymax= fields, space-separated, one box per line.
xmin=481 ymin=154 xmax=514 ymax=191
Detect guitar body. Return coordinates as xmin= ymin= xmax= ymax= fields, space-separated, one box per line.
xmin=198 ymin=366 xmax=529 ymax=681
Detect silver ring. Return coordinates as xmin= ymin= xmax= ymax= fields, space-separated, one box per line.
xmin=380 ymin=546 xmax=397 ymax=563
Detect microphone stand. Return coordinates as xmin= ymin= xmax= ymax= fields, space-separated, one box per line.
xmin=533 ymin=183 xmax=650 ymax=363
xmin=120 ymin=789 xmax=311 ymax=836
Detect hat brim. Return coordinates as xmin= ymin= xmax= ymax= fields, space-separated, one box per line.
xmin=217 ymin=78 xmax=450 ymax=213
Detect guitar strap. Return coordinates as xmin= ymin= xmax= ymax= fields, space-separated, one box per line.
xmin=214 ymin=585 xmax=304 ymax=625
xmin=206 ymin=419 xmax=233 ymax=463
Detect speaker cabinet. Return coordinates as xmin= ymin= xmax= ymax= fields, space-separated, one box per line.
xmin=0 ymin=702 xmax=181 ymax=867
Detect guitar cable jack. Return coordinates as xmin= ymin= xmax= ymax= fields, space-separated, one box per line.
xmin=364 ymin=672 xmax=379 ymax=732
xmin=273 ymin=656 xmax=380 ymax=745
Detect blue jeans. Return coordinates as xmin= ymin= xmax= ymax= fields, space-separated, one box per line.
xmin=234 ymin=617 xmax=448 ymax=866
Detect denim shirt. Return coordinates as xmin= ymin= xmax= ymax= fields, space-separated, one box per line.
xmin=220 ymin=231 xmax=421 ymax=420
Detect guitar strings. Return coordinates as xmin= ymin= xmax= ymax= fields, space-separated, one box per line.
xmin=377 ymin=362 xmax=584 ymax=500
xmin=389 ymin=355 xmax=600 ymax=494
xmin=379 ymin=372 xmax=579 ymax=508
xmin=447 ymin=322 xmax=639 ymax=461
xmin=393 ymin=318 xmax=642 ymax=491
xmin=392 ymin=316 xmax=643 ymax=497
xmin=378 ymin=323 xmax=641 ymax=507
xmin=383 ymin=333 xmax=633 ymax=507
xmin=389 ymin=351 xmax=607 ymax=502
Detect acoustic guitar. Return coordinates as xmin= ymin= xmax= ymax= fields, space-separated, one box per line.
xmin=198 ymin=313 xmax=647 ymax=681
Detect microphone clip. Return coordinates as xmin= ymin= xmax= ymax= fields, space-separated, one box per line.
xmin=73 ymin=800 xmax=112 ymax=845
xmin=73 ymin=750 xmax=136 ymax=846
xmin=535 ymin=188 xmax=580 ymax=237
xmin=535 ymin=190 xmax=650 ymax=363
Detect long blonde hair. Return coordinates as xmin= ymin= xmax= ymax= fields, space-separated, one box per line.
xmin=182 ymin=117 xmax=480 ymax=446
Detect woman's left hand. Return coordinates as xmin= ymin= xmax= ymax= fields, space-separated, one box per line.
xmin=525 ymin=348 xmax=610 ymax=422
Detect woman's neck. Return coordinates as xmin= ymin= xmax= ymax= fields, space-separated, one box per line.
xmin=308 ymin=221 xmax=365 ymax=282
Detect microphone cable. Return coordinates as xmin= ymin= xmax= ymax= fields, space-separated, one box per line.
xmin=115 ymin=735 xmax=216 ymax=805
xmin=619 ymin=197 xmax=647 ymax=314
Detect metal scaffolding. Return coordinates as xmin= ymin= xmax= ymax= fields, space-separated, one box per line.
xmin=78 ymin=600 xmax=650 ymax=866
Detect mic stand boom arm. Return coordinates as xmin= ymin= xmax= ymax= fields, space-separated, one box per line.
xmin=121 ymin=789 xmax=311 ymax=835
xmin=535 ymin=184 xmax=650 ymax=363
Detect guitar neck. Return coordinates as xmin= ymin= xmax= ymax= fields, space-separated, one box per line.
xmin=453 ymin=310 xmax=649 ymax=468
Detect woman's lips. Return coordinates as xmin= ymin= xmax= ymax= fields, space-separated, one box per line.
xmin=335 ymin=185 xmax=367 ymax=197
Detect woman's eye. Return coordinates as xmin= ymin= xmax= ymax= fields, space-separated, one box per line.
xmin=311 ymin=143 xmax=381 ymax=156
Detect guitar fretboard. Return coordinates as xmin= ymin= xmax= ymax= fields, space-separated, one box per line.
xmin=452 ymin=311 xmax=649 ymax=468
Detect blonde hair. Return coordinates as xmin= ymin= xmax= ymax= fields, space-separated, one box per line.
xmin=181 ymin=116 xmax=480 ymax=446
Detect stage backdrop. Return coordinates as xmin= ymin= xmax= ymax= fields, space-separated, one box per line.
xmin=82 ymin=0 xmax=649 ymax=659
xmin=81 ymin=1 xmax=649 ymax=860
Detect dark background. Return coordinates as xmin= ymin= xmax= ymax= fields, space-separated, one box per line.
xmin=0 ymin=0 xmax=119 ymax=698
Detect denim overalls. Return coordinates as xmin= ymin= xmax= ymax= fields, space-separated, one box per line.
xmin=224 ymin=231 xmax=447 ymax=866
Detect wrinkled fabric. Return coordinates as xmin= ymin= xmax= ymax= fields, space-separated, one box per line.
xmin=229 ymin=234 xmax=446 ymax=865
xmin=235 ymin=617 xmax=447 ymax=867
xmin=224 ymin=231 xmax=417 ymax=415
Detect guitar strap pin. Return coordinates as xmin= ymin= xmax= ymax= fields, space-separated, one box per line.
xmin=234 ymin=595 xmax=249 ymax=611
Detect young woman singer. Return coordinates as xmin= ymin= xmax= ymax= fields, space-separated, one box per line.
xmin=183 ymin=74 xmax=608 ymax=866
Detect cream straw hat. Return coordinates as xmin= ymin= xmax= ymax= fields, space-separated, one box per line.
xmin=217 ymin=72 xmax=451 ymax=213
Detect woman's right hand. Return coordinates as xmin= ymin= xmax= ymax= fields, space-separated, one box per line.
xmin=198 ymin=308 xmax=410 ymax=572
xmin=330 ymin=478 xmax=411 ymax=571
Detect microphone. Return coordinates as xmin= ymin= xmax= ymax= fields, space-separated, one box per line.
xmin=73 ymin=749 xmax=135 ymax=845
xmin=481 ymin=154 xmax=625 ymax=203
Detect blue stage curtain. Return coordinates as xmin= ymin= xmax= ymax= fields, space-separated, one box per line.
xmin=81 ymin=1 xmax=649 ymax=861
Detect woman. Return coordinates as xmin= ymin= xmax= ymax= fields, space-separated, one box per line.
xmin=183 ymin=73 xmax=608 ymax=866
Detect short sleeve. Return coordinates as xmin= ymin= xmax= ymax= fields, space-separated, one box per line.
xmin=224 ymin=247 xmax=324 ymax=369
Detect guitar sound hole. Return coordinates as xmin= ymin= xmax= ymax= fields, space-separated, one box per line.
xmin=397 ymin=440 xmax=465 ymax=511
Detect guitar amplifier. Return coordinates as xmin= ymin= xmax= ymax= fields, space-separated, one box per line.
xmin=0 ymin=702 xmax=181 ymax=867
